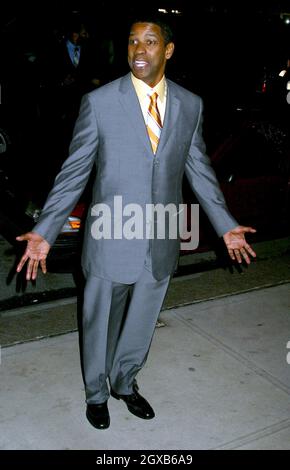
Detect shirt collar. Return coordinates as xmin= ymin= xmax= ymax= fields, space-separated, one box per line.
xmin=66 ymin=39 xmax=80 ymax=52
xmin=131 ymin=73 xmax=167 ymax=102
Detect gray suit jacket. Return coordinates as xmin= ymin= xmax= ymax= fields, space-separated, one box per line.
xmin=33 ymin=73 xmax=237 ymax=282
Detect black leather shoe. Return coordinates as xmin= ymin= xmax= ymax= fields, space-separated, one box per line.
xmin=86 ymin=402 xmax=110 ymax=429
xmin=111 ymin=386 xmax=155 ymax=420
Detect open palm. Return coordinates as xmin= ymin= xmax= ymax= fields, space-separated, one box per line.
xmin=223 ymin=225 xmax=256 ymax=264
xmin=16 ymin=232 xmax=51 ymax=280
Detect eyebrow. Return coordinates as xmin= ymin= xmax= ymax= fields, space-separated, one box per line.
xmin=129 ymin=32 xmax=158 ymax=38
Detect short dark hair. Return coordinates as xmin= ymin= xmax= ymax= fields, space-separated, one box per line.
xmin=129 ymin=13 xmax=174 ymax=45
xmin=65 ymin=13 xmax=87 ymax=36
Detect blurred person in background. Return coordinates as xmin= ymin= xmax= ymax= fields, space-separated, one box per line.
xmin=39 ymin=15 xmax=104 ymax=147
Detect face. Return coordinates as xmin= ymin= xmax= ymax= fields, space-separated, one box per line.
xmin=71 ymin=25 xmax=89 ymax=45
xmin=79 ymin=25 xmax=89 ymax=43
xmin=128 ymin=22 xmax=174 ymax=87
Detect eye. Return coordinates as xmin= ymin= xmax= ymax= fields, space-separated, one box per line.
xmin=146 ymin=39 xmax=157 ymax=46
xmin=128 ymin=38 xmax=137 ymax=45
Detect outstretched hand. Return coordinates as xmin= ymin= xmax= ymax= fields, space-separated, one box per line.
xmin=16 ymin=232 xmax=51 ymax=280
xmin=223 ymin=226 xmax=256 ymax=264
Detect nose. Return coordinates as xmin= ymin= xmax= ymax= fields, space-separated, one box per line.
xmin=134 ymin=42 xmax=146 ymax=55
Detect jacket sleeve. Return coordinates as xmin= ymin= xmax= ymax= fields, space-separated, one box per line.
xmin=185 ymin=97 xmax=238 ymax=237
xmin=32 ymin=93 xmax=98 ymax=245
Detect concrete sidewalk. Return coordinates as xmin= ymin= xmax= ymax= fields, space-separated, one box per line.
xmin=1 ymin=283 xmax=290 ymax=450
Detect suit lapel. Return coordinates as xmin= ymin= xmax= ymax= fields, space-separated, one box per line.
xmin=156 ymin=82 xmax=181 ymax=156
xmin=118 ymin=75 xmax=181 ymax=157
xmin=119 ymin=74 xmax=152 ymax=155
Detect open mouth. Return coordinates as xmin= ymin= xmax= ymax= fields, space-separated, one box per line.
xmin=133 ymin=60 xmax=149 ymax=69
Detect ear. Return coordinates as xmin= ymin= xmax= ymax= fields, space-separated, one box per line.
xmin=165 ymin=42 xmax=175 ymax=60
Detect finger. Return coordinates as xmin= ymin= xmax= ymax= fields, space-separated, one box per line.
xmin=240 ymin=248 xmax=251 ymax=264
xmin=234 ymin=249 xmax=242 ymax=264
xmin=26 ymin=259 xmax=36 ymax=280
xmin=16 ymin=234 xmax=29 ymax=242
xmin=245 ymin=243 xmax=256 ymax=258
xmin=16 ymin=254 xmax=29 ymax=273
xmin=228 ymin=249 xmax=236 ymax=261
xmin=31 ymin=260 xmax=39 ymax=280
xmin=240 ymin=227 xmax=257 ymax=234
xmin=40 ymin=259 xmax=47 ymax=274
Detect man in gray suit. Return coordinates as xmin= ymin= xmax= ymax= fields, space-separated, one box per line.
xmin=16 ymin=15 xmax=256 ymax=430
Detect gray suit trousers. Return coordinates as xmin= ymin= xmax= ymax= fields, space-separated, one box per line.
xmin=82 ymin=260 xmax=170 ymax=404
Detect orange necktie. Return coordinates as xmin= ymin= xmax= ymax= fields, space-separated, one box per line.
xmin=147 ymin=92 xmax=162 ymax=154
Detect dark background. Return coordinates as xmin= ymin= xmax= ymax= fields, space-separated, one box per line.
xmin=1 ymin=0 xmax=290 ymax=141
xmin=1 ymin=0 xmax=290 ymax=98
xmin=1 ymin=0 xmax=290 ymax=213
